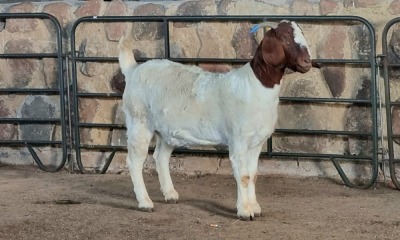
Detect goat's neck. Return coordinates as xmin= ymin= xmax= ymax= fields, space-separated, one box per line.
xmin=249 ymin=52 xmax=285 ymax=88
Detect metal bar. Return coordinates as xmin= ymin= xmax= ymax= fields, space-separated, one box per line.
xmin=70 ymin=15 xmax=379 ymax=188
xmin=76 ymin=122 xmax=371 ymax=137
xmin=75 ymin=92 xmax=372 ymax=105
xmin=65 ymin=53 xmax=74 ymax=172
xmin=0 ymin=118 xmax=61 ymax=123
xmin=352 ymin=16 xmax=378 ymax=189
xmin=77 ymin=93 xmax=122 ymax=97
xmin=279 ymin=97 xmax=372 ymax=104
xmin=388 ymin=159 xmax=400 ymax=164
xmin=0 ymin=89 xmax=60 ymax=94
xmin=330 ymin=158 xmax=371 ymax=189
xmin=382 ymin=18 xmax=400 ymax=190
xmin=71 ymin=15 xmax=375 ymax=23
xmin=0 ymin=140 xmax=63 ymax=145
xmin=99 ymin=150 xmax=116 ymax=174
xmin=275 ymin=129 xmax=371 ymax=136
xmin=387 ymin=63 xmax=400 ymax=67
xmin=77 ymin=144 xmax=371 ymax=161
xmin=0 ymin=13 xmax=68 ymax=172
xmin=73 ymin=56 xmax=369 ymax=65
xmin=267 ymin=152 xmax=372 ymax=161
xmin=0 ymin=53 xmax=58 ymax=59
xmin=70 ymin=17 xmax=84 ymax=174
xmin=164 ymin=19 xmax=170 ymax=59
xmin=78 ymin=123 xmax=126 ymax=128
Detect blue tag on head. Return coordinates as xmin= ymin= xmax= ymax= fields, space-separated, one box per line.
xmin=250 ymin=24 xmax=260 ymax=33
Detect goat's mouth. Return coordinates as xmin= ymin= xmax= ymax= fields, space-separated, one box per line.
xmin=296 ymin=63 xmax=311 ymax=73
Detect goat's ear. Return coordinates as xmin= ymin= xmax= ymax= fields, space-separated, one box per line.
xmin=261 ymin=29 xmax=286 ymax=67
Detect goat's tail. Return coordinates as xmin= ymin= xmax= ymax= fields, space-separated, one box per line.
xmin=118 ymin=34 xmax=137 ymax=77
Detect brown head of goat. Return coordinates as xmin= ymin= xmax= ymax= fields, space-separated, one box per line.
xmin=250 ymin=21 xmax=315 ymax=88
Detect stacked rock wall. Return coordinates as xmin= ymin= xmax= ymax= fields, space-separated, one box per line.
xmin=1 ymin=0 xmax=400 ymax=181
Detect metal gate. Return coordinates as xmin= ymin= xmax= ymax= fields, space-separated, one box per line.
xmin=382 ymin=18 xmax=400 ymax=190
xmin=0 ymin=13 xmax=68 ymax=172
xmin=69 ymin=15 xmax=378 ymax=188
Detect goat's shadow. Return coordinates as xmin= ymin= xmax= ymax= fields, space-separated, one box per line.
xmin=84 ymin=197 xmax=144 ymax=212
xmin=179 ymin=198 xmax=238 ymax=219
xmin=80 ymin=183 xmax=238 ymax=219
xmin=87 ymin=197 xmax=238 ymax=219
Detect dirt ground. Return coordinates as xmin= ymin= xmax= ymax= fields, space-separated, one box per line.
xmin=1 ymin=164 xmax=400 ymax=240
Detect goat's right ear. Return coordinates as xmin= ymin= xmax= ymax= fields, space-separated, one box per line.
xmin=261 ymin=29 xmax=286 ymax=67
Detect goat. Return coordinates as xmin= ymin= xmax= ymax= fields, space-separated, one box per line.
xmin=117 ymin=20 xmax=316 ymax=220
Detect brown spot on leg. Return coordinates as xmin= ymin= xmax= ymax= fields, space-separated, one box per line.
xmin=241 ymin=175 xmax=250 ymax=187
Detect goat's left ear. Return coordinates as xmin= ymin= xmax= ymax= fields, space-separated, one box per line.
xmin=261 ymin=29 xmax=286 ymax=67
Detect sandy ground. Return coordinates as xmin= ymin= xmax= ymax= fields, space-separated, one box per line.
xmin=1 ymin=164 xmax=400 ymax=240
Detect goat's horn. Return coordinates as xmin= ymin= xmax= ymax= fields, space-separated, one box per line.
xmin=250 ymin=21 xmax=279 ymax=33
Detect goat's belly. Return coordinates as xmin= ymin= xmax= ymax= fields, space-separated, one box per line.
xmin=154 ymin=121 xmax=224 ymax=147
xmin=158 ymin=128 xmax=223 ymax=147
xmin=166 ymin=132 xmax=220 ymax=147
xmin=150 ymin=103 xmax=225 ymax=147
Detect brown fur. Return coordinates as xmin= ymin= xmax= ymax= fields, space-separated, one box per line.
xmin=241 ymin=175 xmax=250 ymax=187
xmin=250 ymin=29 xmax=285 ymax=88
xmin=250 ymin=22 xmax=312 ymax=88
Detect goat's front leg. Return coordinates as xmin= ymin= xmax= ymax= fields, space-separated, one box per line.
xmin=246 ymin=144 xmax=263 ymax=217
xmin=229 ymin=143 xmax=253 ymax=220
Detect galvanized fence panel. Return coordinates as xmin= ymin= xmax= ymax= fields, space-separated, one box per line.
xmin=0 ymin=13 xmax=68 ymax=172
xmin=70 ymin=16 xmax=378 ymax=188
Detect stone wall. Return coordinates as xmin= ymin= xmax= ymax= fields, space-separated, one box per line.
xmin=1 ymin=0 xmax=400 ymax=181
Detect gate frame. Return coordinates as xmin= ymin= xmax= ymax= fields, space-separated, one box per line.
xmin=70 ymin=15 xmax=378 ymax=189
xmin=0 ymin=13 xmax=68 ymax=172
xmin=382 ymin=17 xmax=400 ymax=190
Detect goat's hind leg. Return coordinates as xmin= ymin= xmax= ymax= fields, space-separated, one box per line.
xmin=153 ymin=134 xmax=179 ymax=203
xmin=126 ymin=122 xmax=154 ymax=211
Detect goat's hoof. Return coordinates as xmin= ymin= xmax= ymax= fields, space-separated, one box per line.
xmin=237 ymin=205 xmax=255 ymax=221
xmin=163 ymin=189 xmax=179 ymax=203
xmin=237 ymin=209 xmax=255 ymax=221
xmin=238 ymin=215 xmax=255 ymax=221
xmin=166 ymin=199 xmax=178 ymax=204
xmin=250 ymin=202 xmax=261 ymax=217
xmin=139 ymin=207 xmax=154 ymax=213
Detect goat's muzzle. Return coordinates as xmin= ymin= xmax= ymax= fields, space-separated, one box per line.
xmin=296 ymin=58 xmax=312 ymax=73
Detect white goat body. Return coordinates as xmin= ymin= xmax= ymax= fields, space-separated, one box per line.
xmin=122 ymin=60 xmax=280 ymax=148
xmin=118 ymin=20 xmax=312 ymax=220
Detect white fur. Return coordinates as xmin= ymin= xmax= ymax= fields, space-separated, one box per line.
xmin=291 ymin=21 xmax=311 ymax=52
xmin=118 ymin=26 xmax=304 ymax=219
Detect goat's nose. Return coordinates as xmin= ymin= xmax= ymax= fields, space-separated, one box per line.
xmin=303 ymin=58 xmax=311 ymax=64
